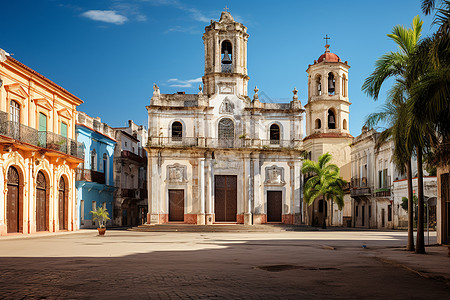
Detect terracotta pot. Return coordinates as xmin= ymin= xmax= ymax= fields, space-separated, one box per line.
xmin=97 ymin=227 xmax=106 ymax=236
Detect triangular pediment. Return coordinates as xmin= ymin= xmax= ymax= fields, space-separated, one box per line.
xmin=34 ymin=98 xmax=53 ymax=110
xmin=57 ymin=108 xmax=72 ymax=119
xmin=5 ymin=83 xmax=29 ymax=99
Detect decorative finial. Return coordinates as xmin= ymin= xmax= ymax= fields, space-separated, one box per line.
xmin=198 ymin=84 xmax=203 ymax=95
xmin=292 ymin=87 xmax=298 ymax=100
xmin=153 ymin=83 xmax=160 ymax=96
xmin=324 ymin=34 xmax=330 ymax=45
xmin=224 ymin=6 xmax=229 ymax=12
xmin=253 ymin=86 xmax=259 ymax=101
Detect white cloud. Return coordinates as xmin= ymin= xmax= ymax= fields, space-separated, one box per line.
xmin=81 ymin=10 xmax=128 ymax=25
xmin=167 ymin=77 xmax=202 ymax=88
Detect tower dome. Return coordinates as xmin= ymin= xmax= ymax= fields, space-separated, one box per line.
xmin=317 ymin=44 xmax=340 ymax=63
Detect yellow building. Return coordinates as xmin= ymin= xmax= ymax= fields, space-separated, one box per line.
xmin=0 ymin=49 xmax=83 ymax=235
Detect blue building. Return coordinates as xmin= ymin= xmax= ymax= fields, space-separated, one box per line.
xmin=75 ymin=112 xmax=116 ymax=228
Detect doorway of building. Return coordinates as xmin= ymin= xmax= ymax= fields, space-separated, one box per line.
xmin=214 ymin=175 xmax=237 ymax=222
xmin=36 ymin=171 xmax=48 ymax=232
xmin=169 ymin=189 xmax=184 ymax=222
xmin=7 ymin=166 xmax=21 ymax=233
xmin=267 ymin=191 xmax=282 ymax=222
xmin=58 ymin=177 xmax=68 ymax=230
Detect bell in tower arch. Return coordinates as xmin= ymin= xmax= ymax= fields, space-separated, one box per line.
xmin=328 ymin=72 xmax=335 ymax=95
xmin=222 ymin=49 xmax=232 ymax=64
xmin=221 ymin=40 xmax=233 ymax=73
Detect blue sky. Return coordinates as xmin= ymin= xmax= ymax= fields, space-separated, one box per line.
xmin=0 ymin=0 xmax=435 ymax=136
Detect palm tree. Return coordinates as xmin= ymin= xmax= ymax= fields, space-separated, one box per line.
xmin=405 ymin=0 xmax=450 ymax=253
xmin=362 ymin=16 xmax=423 ymax=251
xmin=301 ymin=152 xmax=346 ymax=229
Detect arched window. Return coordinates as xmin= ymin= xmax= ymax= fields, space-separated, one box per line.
xmin=315 ymin=119 xmax=322 ymax=129
xmin=10 ymin=100 xmax=20 ymax=123
xmin=343 ymin=119 xmax=347 ymax=130
xmin=171 ymin=121 xmax=183 ymax=141
xmin=328 ymin=109 xmax=336 ymax=129
xmin=221 ymin=40 xmax=233 ymax=73
xmin=269 ymin=124 xmax=280 ymax=144
xmin=218 ymin=118 xmax=234 ymax=147
xmin=91 ymin=149 xmax=97 ymax=171
xmin=328 ymin=72 xmax=335 ymax=95
xmin=315 ymin=75 xmax=322 ymax=96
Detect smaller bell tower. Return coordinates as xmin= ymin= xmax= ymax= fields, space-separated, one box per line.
xmin=305 ymin=44 xmax=350 ymax=138
xmin=202 ymin=10 xmax=249 ymax=97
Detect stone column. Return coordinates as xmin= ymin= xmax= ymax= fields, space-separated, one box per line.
xmin=243 ymin=155 xmax=252 ymax=225
xmin=197 ymin=158 xmax=206 ymax=225
xmin=205 ymin=156 xmax=214 ymax=224
xmin=294 ymin=160 xmax=302 ymax=224
xmin=149 ymin=153 xmax=160 ymax=224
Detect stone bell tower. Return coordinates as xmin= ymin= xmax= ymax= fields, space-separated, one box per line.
xmin=303 ymin=43 xmax=353 ymax=226
xmin=202 ymin=10 xmax=249 ymax=97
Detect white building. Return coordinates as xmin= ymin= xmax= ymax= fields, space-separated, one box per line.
xmin=145 ymin=11 xmax=352 ymax=226
xmin=351 ymin=127 xmax=437 ymax=229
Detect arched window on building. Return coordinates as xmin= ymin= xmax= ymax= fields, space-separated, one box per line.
xmin=221 ymin=40 xmax=233 ymax=73
xmin=218 ymin=118 xmax=234 ymax=147
xmin=315 ymin=119 xmax=322 ymax=129
xmin=269 ymin=124 xmax=280 ymax=144
xmin=91 ymin=149 xmax=97 ymax=171
xmin=315 ymin=75 xmax=322 ymax=96
xmin=328 ymin=109 xmax=336 ymax=129
xmin=328 ymin=72 xmax=335 ymax=95
xmin=171 ymin=121 xmax=183 ymax=141
xmin=343 ymin=119 xmax=347 ymax=130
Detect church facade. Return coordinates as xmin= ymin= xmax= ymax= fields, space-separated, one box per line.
xmin=145 ymin=11 xmax=351 ymax=226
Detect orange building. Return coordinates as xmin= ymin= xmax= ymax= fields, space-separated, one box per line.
xmin=0 ymin=48 xmax=84 ymax=235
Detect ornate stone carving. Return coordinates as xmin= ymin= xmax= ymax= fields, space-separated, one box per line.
xmin=265 ymin=165 xmax=285 ymax=185
xmin=219 ymin=97 xmax=234 ymax=114
xmin=218 ymin=83 xmax=235 ymax=94
xmin=166 ymin=164 xmax=187 ymax=183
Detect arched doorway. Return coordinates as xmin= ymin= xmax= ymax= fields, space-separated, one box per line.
xmin=58 ymin=177 xmax=68 ymax=230
xmin=36 ymin=171 xmax=48 ymax=232
xmin=7 ymin=166 xmax=21 ymax=233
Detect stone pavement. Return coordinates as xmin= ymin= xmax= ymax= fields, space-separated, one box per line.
xmin=0 ymin=229 xmax=448 ymax=299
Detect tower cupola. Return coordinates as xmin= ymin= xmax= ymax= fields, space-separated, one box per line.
xmin=202 ymin=10 xmax=249 ymax=97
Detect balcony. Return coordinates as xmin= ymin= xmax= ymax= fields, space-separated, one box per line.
xmin=0 ymin=111 xmax=84 ymax=159
xmin=121 ymin=150 xmax=146 ymax=164
xmin=147 ymin=137 xmax=302 ymax=150
xmin=374 ymin=189 xmax=391 ymax=197
xmin=351 ymin=187 xmax=371 ymax=197
xmin=76 ymin=168 xmax=105 ymax=184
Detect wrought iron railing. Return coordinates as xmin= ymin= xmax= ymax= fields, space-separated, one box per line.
xmin=121 ymin=150 xmax=146 ymax=164
xmin=38 ymin=131 xmax=84 ymax=159
xmin=76 ymin=168 xmax=105 ymax=184
xmin=0 ymin=111 xmax=84 ymax=159
xmin=147 ymin=137 xmax=302 ymax=150
xmin=350 ymin=187 xmax=371 ymax=197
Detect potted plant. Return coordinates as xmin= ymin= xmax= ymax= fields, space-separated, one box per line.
xmin=90 ymin=207 xmax=110 ymax=236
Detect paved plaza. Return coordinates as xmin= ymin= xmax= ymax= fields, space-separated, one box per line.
xmin=0 ymin=229 xmax=448 ymax=299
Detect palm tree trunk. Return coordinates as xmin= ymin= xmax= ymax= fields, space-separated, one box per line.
xmin=415 ymin=147 xmax=426 ymax=254
xmin=406 ymin=160 xmax=415 ymax=251
xmin=322 ymin=197 xmax=327 ymax=229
